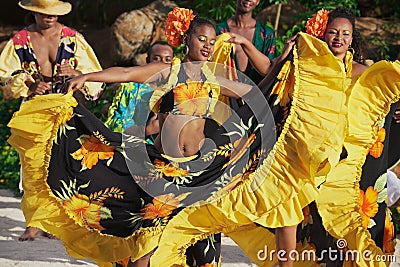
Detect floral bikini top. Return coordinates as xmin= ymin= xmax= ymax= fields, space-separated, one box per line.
xmin=150 ymin=57 xmax=221 ymax=118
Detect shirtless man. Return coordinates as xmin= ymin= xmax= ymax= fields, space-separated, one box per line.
xmin=0 ymin=0 xmax=103 ymax=241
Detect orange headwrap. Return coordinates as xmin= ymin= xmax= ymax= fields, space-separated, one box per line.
xmin=164 ymin=7 xmax=195 ymax=47
xmin=305 ymin=9 xmax=330 ymax=39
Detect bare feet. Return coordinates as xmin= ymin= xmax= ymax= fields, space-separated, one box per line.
xmin=18 ymin=227 xmax=56 ymax=241
xmin=41 ymin=231 xmax=56 ymax=239
xmin=18 ymin=226 xmax=38 ymax=241
xmin=128 ymin=250 xmax=154 ymax=267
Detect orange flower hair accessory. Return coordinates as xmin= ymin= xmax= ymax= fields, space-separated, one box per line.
xmin=306 ymin=9 xmax=330 ymax=39
xmin=164 ymin=7 xmax=195 ymax=47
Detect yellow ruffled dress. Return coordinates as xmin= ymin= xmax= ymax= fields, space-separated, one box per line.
xmin=6 ymin=32 xmax=400 ymax=267
xmin=149 ymin=33 xmax=400 ymax=266
xmin=317 ymin=60 xmax=400 ymax=266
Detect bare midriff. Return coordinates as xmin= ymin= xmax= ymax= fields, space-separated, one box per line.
xmin=155 ymin=113 xmax=206 ymax=158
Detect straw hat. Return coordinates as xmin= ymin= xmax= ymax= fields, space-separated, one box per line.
xmin=18 ymin=0 xmax=72 ymax=16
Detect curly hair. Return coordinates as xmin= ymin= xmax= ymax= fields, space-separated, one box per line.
xmin=327 ymin=7 xmax=367 ymax=65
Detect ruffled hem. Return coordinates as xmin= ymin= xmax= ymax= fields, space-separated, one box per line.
xmin=150 ymin=32 xmax=351 ymax=266
xmin=7 ymin=92 xmax=163 ymax=263
xmin=317 ymin=60 xmax=400 ymax=266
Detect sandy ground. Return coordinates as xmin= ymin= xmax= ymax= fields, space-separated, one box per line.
xmin=0 ymin=189 xmax=256 ymax=267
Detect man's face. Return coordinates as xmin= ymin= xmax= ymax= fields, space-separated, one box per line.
xmin=236 ymin=0 xmax=260 ymax=13
xmin=148 ymin=44 xmax=173 ymax=64
xmin=34 ymin=12 xmax=59 ymax=29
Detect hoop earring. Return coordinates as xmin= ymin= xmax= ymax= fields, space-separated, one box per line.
xmin=348 ymin=45 xmax=355 ymax=54
xmin=185 ymin=45 xmax=189 ymax=56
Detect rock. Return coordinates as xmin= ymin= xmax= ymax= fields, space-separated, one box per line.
xmin=356 ymin=17 xmax=399 ymax=44
xmin=356 ymin=17 xmax=400 ymax=60
xmin=111 ymin=0 xmax=177 ymax=66
xmin=81 ymin=26 xmax=113 ymax=68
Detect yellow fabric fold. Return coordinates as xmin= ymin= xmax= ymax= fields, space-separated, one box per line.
xmin=226 ymin=224 xmax=320 ymax=267
xmin=211 ymin=33 xmax=235 ymax=124
xmin=317 ymin=60 xmax=400 ymax=267
xmin=72 ymin=32 xmax=104 ymax=99
xmin=150 ymin=32 xmax=351 ymax=267
xmin=0 ymin=39 xmax=32 ymax=99
xmin=7 ymin=92 xmax=163 ymax=263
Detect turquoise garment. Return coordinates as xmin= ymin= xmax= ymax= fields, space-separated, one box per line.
xmin=105 ymin=82 xmax=153 ymax=132
xmin=216 ymin=20 xmax=277 ymax=84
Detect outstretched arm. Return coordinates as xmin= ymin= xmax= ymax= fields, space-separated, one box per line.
xmin=225 ymin=32 xmax=272 ymax=76
xmin=218 ymin=76 xmax=253 ymax=98
xmin=67 ymin=62 xmax=169 ymax=91
xmin=219 ymin=34 xmax=298 ymax=99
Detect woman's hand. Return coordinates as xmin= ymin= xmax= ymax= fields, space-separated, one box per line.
xmin=225 ymin=32 xmax=273 ymax=76
xmin=57 ymin=63 xmax=82 ymax=77
xmin=65 ymin=74 xmax=87 ymax=92
xmin=280 ymin=34 xmax=298 ymax=60
xmin=258 ymin=33 xmax=299 ymax=90
xmin=27 ymin=80 xmax=51 ymax=95
xmin=224 ymin=32 xmax=250 ymax=46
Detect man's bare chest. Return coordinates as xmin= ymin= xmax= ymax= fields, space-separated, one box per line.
xmin=229 ymin=26 xmax=255 ymax=43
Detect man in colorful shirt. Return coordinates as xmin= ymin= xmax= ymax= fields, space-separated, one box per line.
xmin=216 ymin=0 xmax=277 ymax=85
xmin=0 ymin=0 xmax=103 ymax=241
xmin=105 ymin=41 xmax=174 ymax=144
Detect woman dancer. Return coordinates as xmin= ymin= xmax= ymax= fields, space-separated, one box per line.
xmin=8 ymin=7 xmax=263 ymax=267
xmin=7 ymin=7 xmax=400 ymax=267
xmin=148 ymin=8 xmax=400 ymax=267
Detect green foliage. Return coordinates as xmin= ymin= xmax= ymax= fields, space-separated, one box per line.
xmin=296 ymin=0 xmax=359 ymax=16
xmin=276 ymin=22 xmax=306 ymax=56
xmin=391 ymin=207 xmax=400 ymax=234
xmin=365 ymin=21 xmax=400 ymax=61
xmin=196 ymin=0 xmax=236 ymax=22
xmin=87 ymin=85 xmax=117 ymax=122
xmin=173 ymin=44 xmax=186 ymax=61
xmin=368 ymin=38 xmax=391 ymax=60
xmin=374 ymin=0 xmax=400 ymax=18
xmin=174 ymin=0 xmax=272 ymax=23
xmin=0 ymin=145 xmax=21 ymax=196
xmin=268 ymin=0 xmax=288 ymax=5
xmin=0 ymin=92 xmax=22 ymax=196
